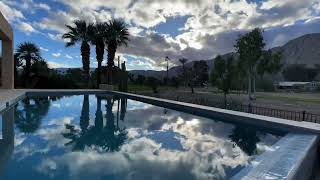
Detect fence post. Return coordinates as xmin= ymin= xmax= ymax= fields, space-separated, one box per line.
xmin=302 ymin=111 xmax=306 ymax=121
xmin=248 ymin=103 xmax=252 ymax=113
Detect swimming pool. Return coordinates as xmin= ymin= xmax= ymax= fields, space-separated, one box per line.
xmin=0 ymin=94 xmax=284 ymax=180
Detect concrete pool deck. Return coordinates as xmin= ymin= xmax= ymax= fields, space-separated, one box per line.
xmin=0 ymin=89 xmax=319 ymax=179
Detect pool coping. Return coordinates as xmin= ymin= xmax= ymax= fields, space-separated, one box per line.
xmin=104 ymin=91 xmax=320 ymax=134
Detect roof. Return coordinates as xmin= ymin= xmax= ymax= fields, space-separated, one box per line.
xmin=277 ymin=81 xmax=310 ymax=87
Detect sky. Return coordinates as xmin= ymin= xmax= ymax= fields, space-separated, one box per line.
xmin=0 ymin=0 xmax=320 ymax=71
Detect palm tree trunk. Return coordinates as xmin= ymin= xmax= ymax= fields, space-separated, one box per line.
xmin=25 ymin=57 xmax=31 ymax=88
xmin=107 ymin=41 xmax=117 ymax=67
xmin=224 ymin=92 xmax=227 ymax=109
xmin=248 ymin=70 xmax=252 ymax=102
xmin=96 ymin=41 xmax=104 ymax=88
xmin=81 ymin=41 xmax=90 ymax=87
xmin=106 ymin=41 xmax=117 ymax=84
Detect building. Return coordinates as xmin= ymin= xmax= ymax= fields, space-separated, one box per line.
xmin=274 ymin=81 xmax=320 ymax=91
xmin=0 ymin=11 xmax=14 ymax=89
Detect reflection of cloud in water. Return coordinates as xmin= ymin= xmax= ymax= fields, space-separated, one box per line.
xmin=4 ymin=96 xmax=282 ymax=179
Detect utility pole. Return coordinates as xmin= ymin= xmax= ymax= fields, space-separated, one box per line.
xmin=118 ymin=56 xmax=120 ymax=68
xmin=165 ymin=56 xmax=170 ymax=80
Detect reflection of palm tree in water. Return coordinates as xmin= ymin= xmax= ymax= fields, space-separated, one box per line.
xmin=229 ymin=125 xmax=260 ymax=156
xmin=104 ymin=98 xmax=127 ymax=152
xmin=80 ymin=95 xmax=90 ymax=131
xmin=63 ymin=95 xmax=90 ymax=151
xmin=14 ymin=97 xmax=51 ymax=133
xmin=120 ymin=98 xmax=127 ymax=121
xmin=63 ymin=95 xmax=127 ymax=152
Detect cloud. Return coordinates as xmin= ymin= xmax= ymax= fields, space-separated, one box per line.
xmin=40 ymin=47 xmax=49 ymax=52
xmin=47 ymin=61 xmax=70 ymax=68
xmin=0 ymin=1 xmax=24 ymax=22
xmin=18 ymin=22 xmax=38 ymax=35
xmin=30 ymin=0 xmax=319 ymax=69
xmin=5 ymin=0 xmax=320 ymax=70
xmin=65 ymin=54 xmax=73 ymax=59
xmin=48 ymin=33 xmax=64 ymax=42
xmin=35 ymin=3 xmax=51 ymax=11
xmin=52 ymin=53 xmax=62 ymax=58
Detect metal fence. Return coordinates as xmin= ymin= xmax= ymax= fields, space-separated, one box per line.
xmin=172 ymin=95 xmax=320 ymax=124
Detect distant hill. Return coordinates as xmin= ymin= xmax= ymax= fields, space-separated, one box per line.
xmin=272 ymin=33 xmax=320 ymax=67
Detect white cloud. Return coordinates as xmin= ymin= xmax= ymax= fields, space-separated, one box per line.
xmin=40 ymin=47 xmax=49 ymax=52
xmin=3 ymin=0 xmax=319 ymax=70
xmin=47 ymin=61 xmax=73 ymax=68
xmin=0 ymin=1 xmax=24 ymax=22
xmin=65 ymin=54 xmax=73 ymax=59
xmin=52 ymin=53 xmax=62 ymax=58
xmin=30 ymin=0 xmax=319 ymax=69
xmin=18 ymin=21 xmax=37 ymax=35
xmin=48 ymin=33 xmax=64 ymax=42
xmin=35 ymin=3 xmax=51 ymax=11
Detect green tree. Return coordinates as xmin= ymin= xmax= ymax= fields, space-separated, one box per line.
xmin=193 ymin=60 xmax=209 ymax=87
xmin=91 ymin=22 xmax=107 ymax=87
xmin=235 ymin=28 xmax=281 ymax=101
xmin=146 ymin=76 xmax=159 ymax=93
xmin=16 ymin=42 xmax=41 ymax=87
xmin=211 ymin=56 xmax=237 ymax=108
xmin=257 ymin=50 xmax=282 ymax=78
xmin=179 ymin=58 xmax=188 ymax=87
xmin=283 ymin=64 xmax=318 ymax=81
xmin=14 ymin=54 xmax=23 ymax=88
xmin=62 ymin=20 xmax=94 ymax=87
xmin=136 ymin=75 xmax=146 ymax=85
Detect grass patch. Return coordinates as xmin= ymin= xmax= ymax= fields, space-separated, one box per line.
xmin=257 ymin=94 xmax=320 ymax=104
xmin=128 ymin=84 xmax=152 ymax=92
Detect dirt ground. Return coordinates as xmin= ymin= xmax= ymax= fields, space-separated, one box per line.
xmin=131 ymin=87 xmax=320 ymax=114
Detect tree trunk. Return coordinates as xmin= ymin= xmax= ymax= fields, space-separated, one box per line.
xmin=224 ymin=93 xmax=227 ymax=109
xmin=107 ymin=41 xmax=117 ymax=84
xmin=25 ymin=57 xmax=31 ymax=88
xmin=248 ymin=70 xmax=252 ymax=103
xmin=81 ymin=41 xmax=91 ymax=88
xmin=252 ymin=74 xmax=256 ymax=99
xmin=191 ymin=81 xmax=194 ymax=94
xmin=107 ymin=40 xmax=117 ymax=67
xmin=96 ymin=40 xmax=104 ymax=88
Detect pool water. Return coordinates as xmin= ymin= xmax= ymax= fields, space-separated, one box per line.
xmin=0 ymin=94 xmax=283 ymax=180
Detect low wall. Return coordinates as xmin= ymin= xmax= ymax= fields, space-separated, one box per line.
xmin=231 ymin=133 xmax=319 ymax=180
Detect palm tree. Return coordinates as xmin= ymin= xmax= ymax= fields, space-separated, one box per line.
xmin=91 ymin=22 xmax=107 ymax=87
xmin=106 ymin=19 xmax=129 ymax=67
xmin=179 ymin=58 xmax=188 ymax=87
xmin=62 ymin=20 xmax=94 ymax=87
xmin=103 ymin=19 xmax=129 ymax=85
xmin=105 ymin=19 xmax=129 ymax=68
xmin=16 ymin=42 xmax=41 ymax=87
